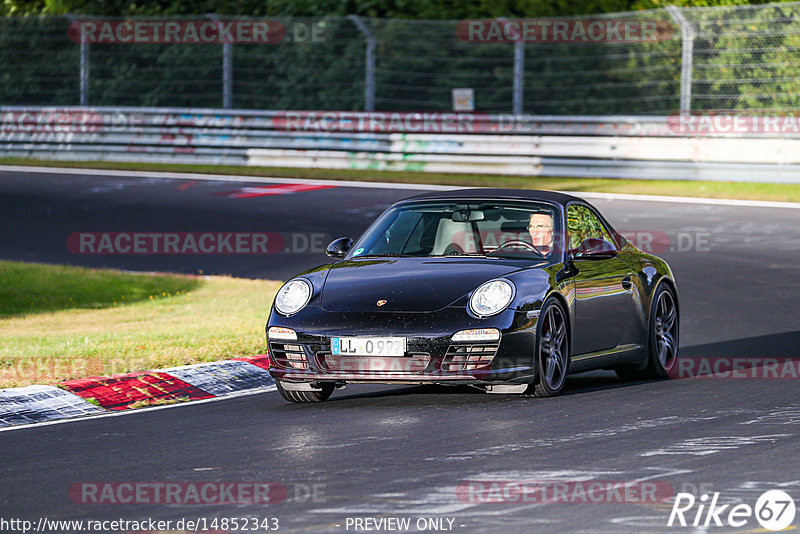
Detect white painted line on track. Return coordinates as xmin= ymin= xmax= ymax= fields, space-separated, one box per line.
xmin=3 ymin=164 xmax=799 ymax=209
xmin=0 ymin=165 xmax=457 ymax=191
xmin=573 ymin=191 xmax=800 ymax=210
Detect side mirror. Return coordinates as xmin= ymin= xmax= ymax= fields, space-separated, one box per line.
xmin=571 ymin=238 xmax=618 ymax=260
xmin=326 ymin=237 xmax=353 ymax=259
xmin=613 ymin=231 xmax=628 ymax=248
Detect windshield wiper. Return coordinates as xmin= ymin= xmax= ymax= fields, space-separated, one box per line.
xmin=352 ymin=253 xmax=413 ymax=258
xmin=429 ymin=252 xmax=490 ymax=258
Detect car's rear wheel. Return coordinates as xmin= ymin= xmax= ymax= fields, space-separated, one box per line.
xmin=275 ymin=380 xmax=335 ymax=403
xmin=616 ymin=282 xmax=679 ymax=380
xmin=523 ymin=298 xmax=570 ymax=398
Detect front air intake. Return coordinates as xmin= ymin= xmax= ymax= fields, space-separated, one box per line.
xmin=269 ymin=342 xmax=309 ymax=370
xmin=442 ymin=344 xmax=499 ymax=371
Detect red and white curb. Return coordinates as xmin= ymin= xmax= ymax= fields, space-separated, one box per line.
xmin=0 ymin=355 xmax=274 ymax=428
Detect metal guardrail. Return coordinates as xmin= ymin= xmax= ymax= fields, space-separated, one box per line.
xmin=3 ymin=106 xmax=800 ymax=183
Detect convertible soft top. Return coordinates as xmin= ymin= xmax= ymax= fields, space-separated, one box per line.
xmin=399 ymin=188 xmax=583 ymax=206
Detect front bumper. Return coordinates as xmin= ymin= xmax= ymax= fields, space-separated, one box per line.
xmin=266 ymin=306 xmax=538 ymax=385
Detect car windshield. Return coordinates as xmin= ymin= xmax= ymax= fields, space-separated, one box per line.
xmin=348 ymin=200 xmax=562 ymax=261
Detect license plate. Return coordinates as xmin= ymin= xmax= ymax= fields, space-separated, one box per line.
xmin=331 ymin=337 xmax=406 ymax=357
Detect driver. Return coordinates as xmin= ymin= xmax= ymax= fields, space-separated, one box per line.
xmin=528 ymin=212 xmax=554 ymax=255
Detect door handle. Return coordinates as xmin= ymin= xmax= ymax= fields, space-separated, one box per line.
xmin=621 ymin=276 xmax=632 ymax=289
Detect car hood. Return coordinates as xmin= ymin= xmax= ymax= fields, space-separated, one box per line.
xmin=320 ymin=257 xmax=525 ymax=313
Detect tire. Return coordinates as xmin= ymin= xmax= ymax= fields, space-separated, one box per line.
xmin=522 ymin=297 xmax=570 ymax=398
xmin=275 ymin=380 xmax=334 ymax=403
xmin=615 ymin=282 xmax=679 ymax=381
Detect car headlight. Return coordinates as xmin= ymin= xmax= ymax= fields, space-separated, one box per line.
xmin=469 ymin=279 xmax=515 ymax=317
xmin=274 ymin=278 xmax=312 ymax=316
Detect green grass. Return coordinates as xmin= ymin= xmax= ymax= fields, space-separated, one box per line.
xmin=0 ymin=261 xmax=201 ymax=318
xmin=0 ymin=261 xmax=281 ymax=388
xmin=3 ymin=157 xmax=800 ymax=203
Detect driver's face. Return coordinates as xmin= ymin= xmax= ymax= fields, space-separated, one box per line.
xmin=529 ymin=213 xmax=554 ymax=250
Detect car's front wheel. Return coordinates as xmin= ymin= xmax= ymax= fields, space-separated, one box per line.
xmin=523 ymin=297 xmax=570 ymax=398
xmin=275 ymin=380 xmax=335 ymax=403
xmin=616 ymin=282 xmax=679 ymax=380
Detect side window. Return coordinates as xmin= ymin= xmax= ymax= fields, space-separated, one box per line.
xmin=566 ymin=205 xmax=613 ymax=250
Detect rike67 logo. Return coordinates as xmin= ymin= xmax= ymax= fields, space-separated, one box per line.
xmin=668 ymin=490 xmax=796 ymax=531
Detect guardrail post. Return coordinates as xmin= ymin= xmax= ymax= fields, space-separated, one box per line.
xmin=67 ymin=14 xmax=89 ymax=105
xmin=208 ymin=14 xmax=233 ymax=108
xmin=348 ymin=15 xmax=376 ymax=112
xmin=667 ymin=6 xmax=695 ymax=114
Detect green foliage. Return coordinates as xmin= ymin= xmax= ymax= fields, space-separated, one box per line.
xmin=0 ymin=14 xmax=680 ymax=113
xmin=0 ymin=16 xmax=78 ymax=104
xmin=0 ymin=0 xmax=791 ymax=18
xmin=687 ymin=2 xmax=800 ymax=111
xmin=1 ymin=2 xmax=799 ymax=114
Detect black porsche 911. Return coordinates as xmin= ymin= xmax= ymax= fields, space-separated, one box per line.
xmin=265 ymin=189 xmax=679 ymax=403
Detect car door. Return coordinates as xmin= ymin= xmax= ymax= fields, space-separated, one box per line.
xmin=567 ymin=203 xmax=637 ymax=355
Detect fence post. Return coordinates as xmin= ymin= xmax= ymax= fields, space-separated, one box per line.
xmin=67 ymin=14 xmax=89 ymax=106
xmin=667 ymin=6 xmax=695 ymax=113
xmin=348 ymin=15 xmax=376 ymax=112
xmin=513 ymin=39 xmax=524 ymax=116
xmin=208 ymin=14 xmax=233 ymax=108
xmin=79 ymin=40 xmax=90 ymax=106
xmin=497 ymin=19 xmax=524 ymax=115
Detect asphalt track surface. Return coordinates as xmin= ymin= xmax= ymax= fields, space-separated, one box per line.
xmin=1 ymin=168 xmax=800 ymax=533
